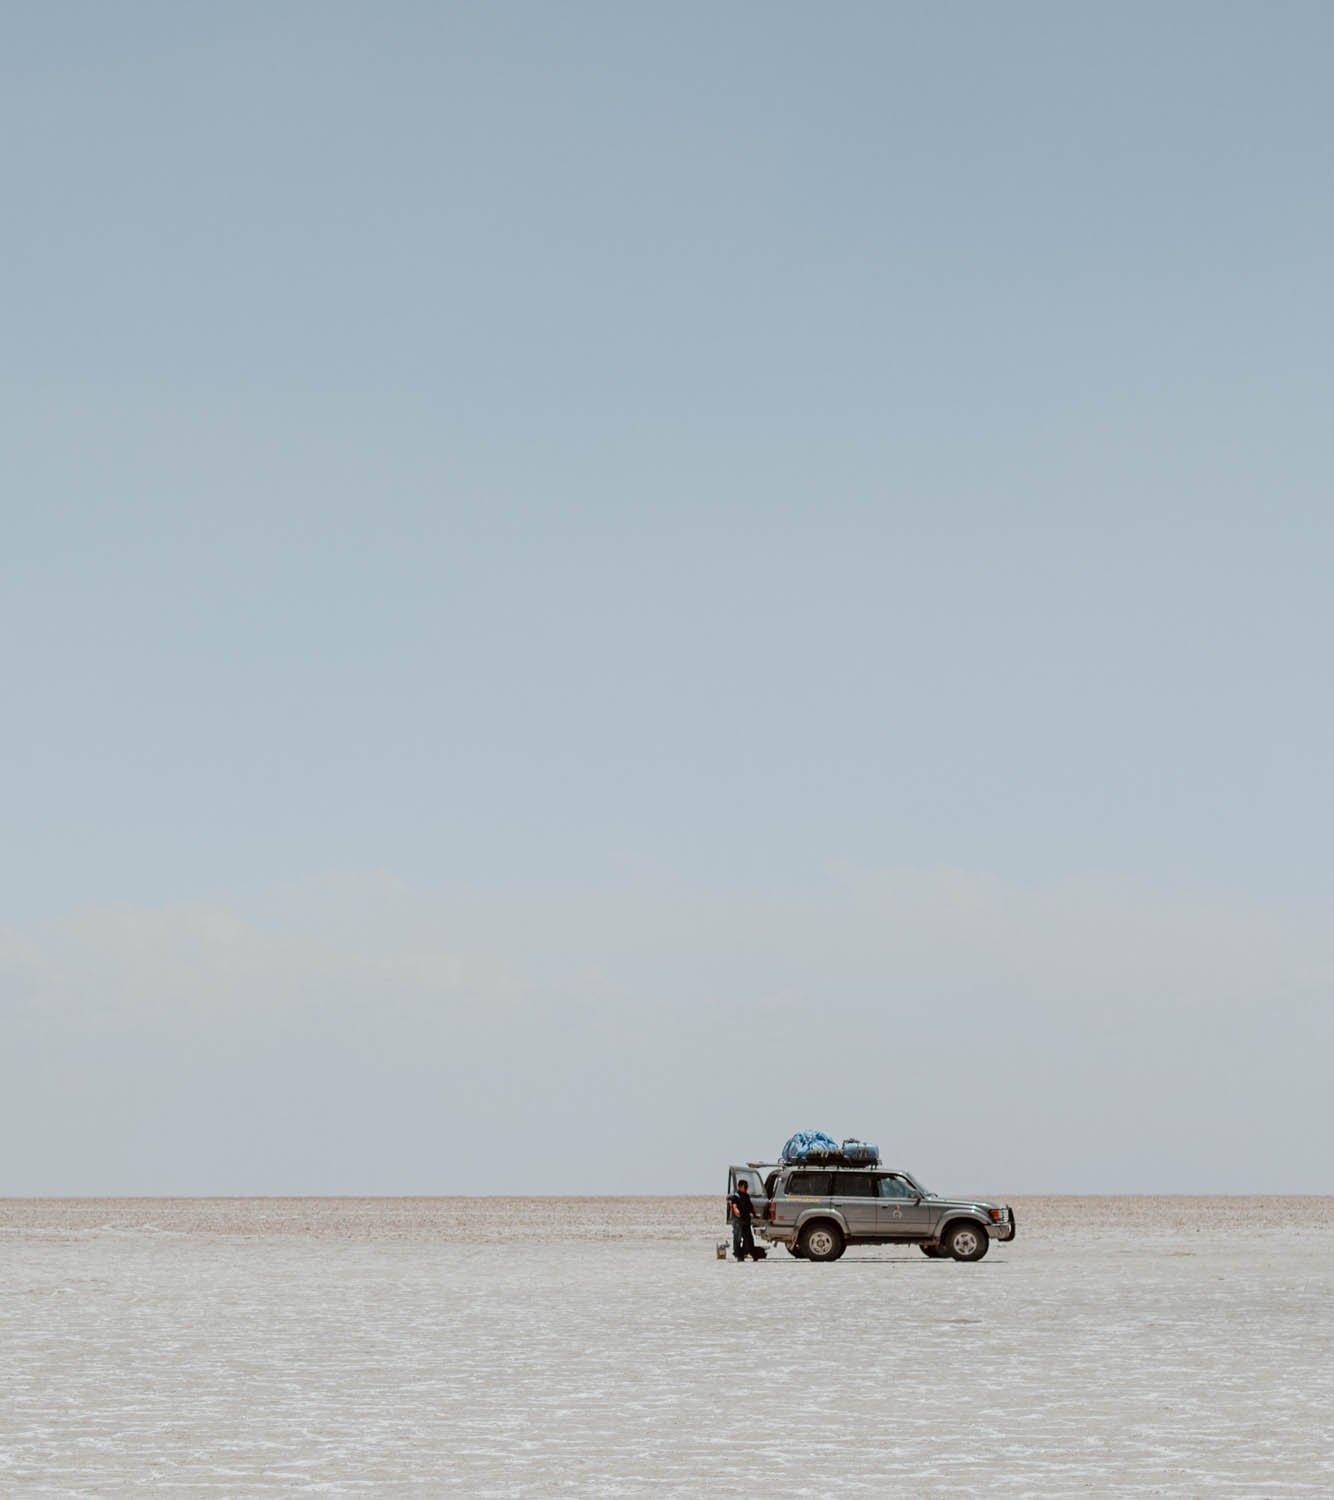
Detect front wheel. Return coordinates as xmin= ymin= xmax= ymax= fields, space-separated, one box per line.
xmin=785 ymin=1243 xmax=805 ymax=1257
xmin=944 ymin=1222 xmax=990 ymax=1262
xmin=799 ymin=1222 xmax=846 ymax=1262
xmin=919 ymin=1243 xmax=949 ymax=1258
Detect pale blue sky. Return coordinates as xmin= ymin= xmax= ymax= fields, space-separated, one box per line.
xmin=3 ymin=4 xmax=1331 ymax=1192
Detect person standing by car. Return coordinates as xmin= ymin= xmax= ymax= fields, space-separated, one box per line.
xmin=728 ymin=1180 xmax=758 ymax=1261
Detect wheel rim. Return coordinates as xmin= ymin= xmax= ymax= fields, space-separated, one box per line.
xmin=808 ymin=1229 xmax=835 ymax=1257
xmin=953 ymin=1230 xmax=980 ymax=1257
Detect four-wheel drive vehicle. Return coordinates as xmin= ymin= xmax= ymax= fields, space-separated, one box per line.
xmin=726 ymin=1163 xmax=1015 ymax=1263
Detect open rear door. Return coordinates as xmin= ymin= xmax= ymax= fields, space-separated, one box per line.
xmin=726 ymin=1165 xmax=770 ymax=1224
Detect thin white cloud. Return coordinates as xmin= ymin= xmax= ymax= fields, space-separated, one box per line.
xmin=2 ymin=869 xmax=1329 ymax=1194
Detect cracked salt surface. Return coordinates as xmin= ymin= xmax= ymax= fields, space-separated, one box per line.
xmin=1 ymin=1197 xmax=1331 ymax=1496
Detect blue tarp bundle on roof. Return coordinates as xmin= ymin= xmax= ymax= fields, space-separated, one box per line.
xmin=781 ymin=1130 xmax=839 ymax=1162
xmin=781 ymin=1131 xmax=882 ymax=1165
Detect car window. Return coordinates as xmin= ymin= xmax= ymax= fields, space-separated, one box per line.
xmin=785 ymin=1171 xmax=833 ymax=1196
xmin=877 ymin=1176 xmax=916 ymax=1199
xmin=832 ymin=1174 xmax=876 ymax=1197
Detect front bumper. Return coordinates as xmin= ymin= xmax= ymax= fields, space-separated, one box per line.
xmin=991 ymin=1207 xmax=1017 ymax=1242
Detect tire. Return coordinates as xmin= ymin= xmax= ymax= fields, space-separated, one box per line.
xmin=943 ymin=1221 xmax=990 ymax=1262
xmin=919 ymin=1243 xmax=949 ymax=1258
xmin=799 ymin=1221 xmax=846 ymax=1262
xmin=785 ymin=1243 xmax=805 ymax=1257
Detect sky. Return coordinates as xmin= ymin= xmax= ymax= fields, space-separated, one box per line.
xmin=3 ymin=2 xmax=1331 ymax=1194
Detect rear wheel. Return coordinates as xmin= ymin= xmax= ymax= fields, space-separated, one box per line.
xmin=785 ymin=1243 xmax=804 ymax=1257
xmin=944 ymin=1222 xmax=990 ymax=1262
xmin=919 ymin=1243 xmax=949 ymax=1258
xmin=799 ymin=1222 xmax=846 ymax=1262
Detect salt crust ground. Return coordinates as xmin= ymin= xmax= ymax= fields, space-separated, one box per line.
xmin=2 ymin=1197 xmax=1331 ymax=1497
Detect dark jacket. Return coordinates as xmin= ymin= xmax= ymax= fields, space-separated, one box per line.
xmin=728 ymin=1191 xmax=756 ymax=1223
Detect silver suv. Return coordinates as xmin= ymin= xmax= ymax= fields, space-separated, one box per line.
xmin=727 ymin=1163 xmax=1015 ymax=1262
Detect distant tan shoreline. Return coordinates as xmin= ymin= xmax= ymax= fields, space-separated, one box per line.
xmin=4 ymin=1194 xmax=1331 ymax=1244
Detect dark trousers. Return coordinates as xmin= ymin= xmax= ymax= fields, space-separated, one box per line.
xmin=732 ymin=1215 xmax=755 ymax=1259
